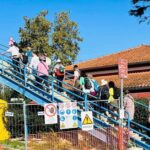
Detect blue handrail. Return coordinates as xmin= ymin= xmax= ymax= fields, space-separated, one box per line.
xmin=131 ymin=128 xmax=150 ymax=140
xmin=134 ymin=100 xmax=149 ymax=108
xmin=131 ymin=121 xmax=150 ymax=132
xmin=0 ymin=43 xmax=8 ymax=48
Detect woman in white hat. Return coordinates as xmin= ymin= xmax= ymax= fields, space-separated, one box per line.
xmin=4 ymin=37 xmax=20 ymax=75
xmin=99 ymin=79 xmax=109 ymax=100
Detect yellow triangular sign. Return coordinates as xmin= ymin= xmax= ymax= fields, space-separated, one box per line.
xmin=82 ymin=114 xmax=93 ymax=125
xmin=60 ymin=123 xmax=65 ymax=128
xmin=73 ymin=122 xmax=77 ymax=128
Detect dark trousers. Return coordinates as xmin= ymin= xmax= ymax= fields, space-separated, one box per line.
xmin=12 ymin=58 xmax=20 ymax=74
xmin=56 ymin=76 xmax=64 ymax=92
xmin=37 ymin=75 xmax=49 ymax=91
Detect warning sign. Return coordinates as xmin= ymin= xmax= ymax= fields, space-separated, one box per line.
xmin=81 ymin=111 xmax=93 ymax=131
xmin=44 ymin=103 xmax=57 ymax=124
xmin=73 ymin=122 xmax=78 ymax=128
xmin=60 ymin=123 xmax=65 ymax=129
xmin=82 ymin=114 xmax=93 ymax=125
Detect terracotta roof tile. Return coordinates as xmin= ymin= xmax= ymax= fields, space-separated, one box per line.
xmin=66 ymin=45 xmax=150 ymax=70
xmin=94 ymin=71 xmax=150 ymax=88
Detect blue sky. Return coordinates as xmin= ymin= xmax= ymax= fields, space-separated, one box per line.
xmin=0 ymin=0 xmax=150 ymax=63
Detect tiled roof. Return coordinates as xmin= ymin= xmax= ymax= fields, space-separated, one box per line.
xmin=66 ymin=45 xmax=150 ymax=70
xmin=94 ymin=71 xmax=150 ymax=89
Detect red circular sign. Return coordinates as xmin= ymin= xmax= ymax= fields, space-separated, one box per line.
xmin=44 ymin=103 xmax=57 ymax=117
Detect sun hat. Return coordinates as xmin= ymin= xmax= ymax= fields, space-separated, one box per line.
xmin=8 ymin=37 xmax=15 ymax=46
xmin=26 ymin=47 xmax=32 ymax=50
xmin=101 ymin=79 xmax=108 ymax=86
xmin=56 ymin=59 xmax=61 ymax=63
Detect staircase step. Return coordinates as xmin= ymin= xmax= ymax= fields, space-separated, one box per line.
xmin=54 ymin=93 xmax=70 ymax=102
xmin=131 ymin=133 xmax=142 ymax=140
xmin=128 ymin=147 xmax=143 ymax=150
xmin=109 ymin=123 xmax=115 ymax=127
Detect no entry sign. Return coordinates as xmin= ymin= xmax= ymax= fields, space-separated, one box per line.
xmin=44 ymin=103 xmax=57 ymax=124
xmin=118 ymin=58 xmax=128 ymax=79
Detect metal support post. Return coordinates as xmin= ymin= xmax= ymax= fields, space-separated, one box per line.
xmin=52 ymin=80 xmax=54 ymax=102
xmin=2 ymin=85 xmax=4 ymax=99
xmin=1 ymin=58 xmax=5 ymax=98
xmin=24 ymin=65 xmax=27 ymax=87
xmin=120 ymin=79 xmax=123 ymax=111
xmin=120 ymin=78 xmax=124 ymax=127
xmin=2 ymin=57 xmax=4 ymax=74
xmin=84 ymin=93 xmax=88 ymax=111
xmin=23 ymin=101 xmax=28 ymax=150
xmin=119 ymin=78 xmax=124 ymax=150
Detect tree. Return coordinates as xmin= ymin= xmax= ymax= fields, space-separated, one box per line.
xmin=19 ymin=10 xmax=52 ymax=55
xmin=19 ymin=11 xmax=83 ymax=64
xmin=52 ymin=12 xmax=83 ymax=65
xmin=0 ymin=85 xmax=14 ymax=100
xmin=129 ymin=0 xmax=150 ymax=23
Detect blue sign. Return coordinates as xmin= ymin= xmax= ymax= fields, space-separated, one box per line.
xmin=72 ymin=109 xmax=77 ymax=114
xmin=72 ymin=115 xmax=77 ymax=121
xmin=60 ymin=116 xmax=65 ymax=121
xmin=59 ymin=110 xmax=65 ymax=115
xmin=66 ymin=109 xmax=71 ymax=115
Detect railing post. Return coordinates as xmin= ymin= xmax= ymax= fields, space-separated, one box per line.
xmin=52 ymin=80 xmax=54 ymax=102
xmin=2 ymin=57 xmax=4 ymax=74
xmin=1 ymin=57 xmax=5 ymax=98
xmin=24 ymin=65 xmax=27 ymax=87
xmin=84 ymin=93 xmax=88 ymax=111
xmin=23 ymin=101 xmax=28 ymax=150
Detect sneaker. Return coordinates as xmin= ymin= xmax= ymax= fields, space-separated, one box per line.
xmin=61 ymin=92 xmax=67 ymax=96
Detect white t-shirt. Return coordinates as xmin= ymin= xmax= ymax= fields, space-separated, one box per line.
xmin=7 ymin=46 xmax=19 ymax=56
xmin=54 ymin=64 xmax=64 ymax=71
xmin=29 ymin=55 xmax=40 ymax=70
xmin=74 ymin=69 xmax=80 ymax=79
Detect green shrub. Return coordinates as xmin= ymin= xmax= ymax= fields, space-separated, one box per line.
xmin=134 ymin=99 xmax=149 ymax=126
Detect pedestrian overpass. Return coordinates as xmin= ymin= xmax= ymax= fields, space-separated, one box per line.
xmin=0 ymin=44 xmax=149 ymax=150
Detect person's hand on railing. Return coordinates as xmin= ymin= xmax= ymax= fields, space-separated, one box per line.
xmin=0 ymin=51 xmax=9 ymax=56
xmin=26 ymin=66 xmax=30 ymax=74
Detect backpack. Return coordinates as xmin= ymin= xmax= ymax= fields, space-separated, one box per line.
xmin=84 ymin=78 xmax=92 ymax=89
xmin=114 ymin=87 xmax=120 ymax=99
xmin=59 ymin=66 xmax=64 ymax=73
xmin=100 ymin=86 xmax=109 ymax=100
xmin=22 ymin=54 xmax=28 ymax=64
xmin=92 ymin=79 xmax=99 ymax=92
xmin=55 ymin=66 xmax=64 ymax=76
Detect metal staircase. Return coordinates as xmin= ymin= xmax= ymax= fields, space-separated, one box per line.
xmin=0 ymin=45 xmax=149 ymax=150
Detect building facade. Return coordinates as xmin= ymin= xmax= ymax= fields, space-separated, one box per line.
xmin=66 ymin=45 xmax=150 ymax=99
